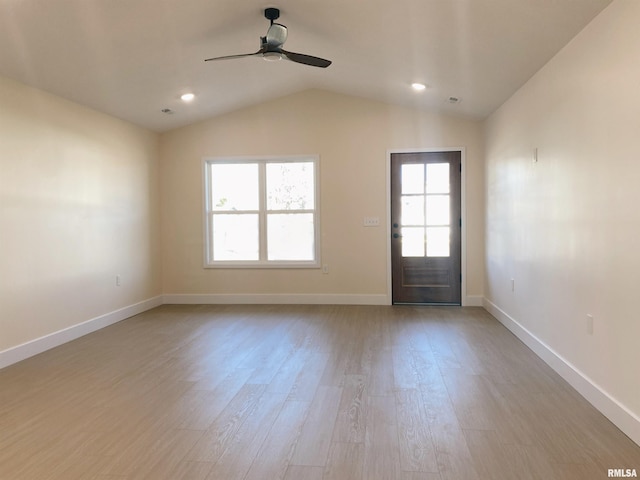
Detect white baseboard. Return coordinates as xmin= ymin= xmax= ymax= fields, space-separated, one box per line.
xmin=483 ymin=298 xmax=640 ymax=446
xmin=0 ymin=296 xmax=163 ymax=370
xmin=163 ymin=293 xmax=390 ymax=306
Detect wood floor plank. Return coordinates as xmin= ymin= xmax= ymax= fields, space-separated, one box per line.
xmin=101 ymin=428 xmax=204 ymax=478
xmin=395 ymin=388 xmax=439 ymax=473
xmin=285 ymin=352 xmax=330 ymax=402
xmin=205 ymin=392 xmax=288 ymax=479
xmin=417 ymin=362 xmax=481 ymax=480
xmin=331 ymin=374 xmax=367 ymax=443
xmin=440 ymin=368 xmax=502 ymax=431
xmin=0 ymin=305 xmax=638 ymax=480
xmin=426 ymin=325 xmax=462 ymax=371
xmin=463 ymin=428 xmax=555 ymax=480
xmin=283 ymin=465 xmax=324 ymax=480
xmin=242 ymin=400 xmax=310 ymax=480
xmin=393 ymin=346 xmax=419 ymax=390
xmin=169 ymin=461 xmax=214 ymax=480
xmin=137 ymin=430 xmax=209 ymax=480
xmin=368 ymin=347 xmax=395 ymax=396
xmin=265 ymin=347 xmax=311 ymax=395
xmin=476 ymin=376 xmax=540 ymax=446
xmin=363 ymin=395 xmax=401 ymax=480
xmin=185 ymin=383 xmax=266 ymax=462
xmin=39 ymin=454 xmax=114 ymax=480
xmin=290 ymin=386 xmax=342 ymax=466
xmin=324 ymin=442 xmax=364 ymax=480
xmin=175 ymin=368 xmax=255 ymax=430
xmin=401 ymin=471 xmax=443 ymax=480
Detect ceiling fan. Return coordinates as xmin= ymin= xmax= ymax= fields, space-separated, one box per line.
xmin=204 ymin=7 xmax=332 ymax=68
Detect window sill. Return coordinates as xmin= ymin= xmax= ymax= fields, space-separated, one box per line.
xmin=204 ymin=261 xmax=320 ymax=269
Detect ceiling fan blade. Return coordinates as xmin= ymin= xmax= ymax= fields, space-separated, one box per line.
xmin=204 ymin=50 xmax=263 ymax=62
xmin=266 ymin=23 xmax=287 ymax=48
xmin=281 ymin=50 xmax=332 ymax=68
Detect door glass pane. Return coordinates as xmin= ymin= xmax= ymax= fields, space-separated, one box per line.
xmin=212 ymin=214 xmax=259 ymax=260
xmin=211 ymin=164 xmax=259 ymax=211
xmin=401 ymin=164 xmax=424 ymax=194
xmin=266 ymin=162 xmax=315 ymax=210
xmin=267 ymin=213 xmax=315 ymax=261
xmin=426 ymin=163 xmax=450 ymax=194
xmin=401 ymin=227 xmax=425 ymax=257
xmin=401 ymin=196 xmax=425 ymax=226
xmin=426 ymin=227 xmax=450 ymax=257
xmin=426 ymin=195 xmax=450 ymax=225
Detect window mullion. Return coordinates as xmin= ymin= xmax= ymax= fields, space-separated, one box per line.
xmin=259 ymin=162 xmax=268 ymax=262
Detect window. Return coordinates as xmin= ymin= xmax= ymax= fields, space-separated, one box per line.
xmin=400 ymin=162 xmax=451 ymax=257
xmin=203 ymin=156 xmax=320 ymax=267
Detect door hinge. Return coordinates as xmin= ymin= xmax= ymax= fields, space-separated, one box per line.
xmin=459 ymin=218 xmax=462 ymax=227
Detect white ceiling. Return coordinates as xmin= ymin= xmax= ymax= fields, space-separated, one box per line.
xmin=0 ymin=0 xmax=612 ymax=132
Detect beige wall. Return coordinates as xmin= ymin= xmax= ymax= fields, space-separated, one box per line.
xmin=484 ymin=0 xmax=640 ymax=426
xmin=160 ymin=89 xmax=484 ymax=301
xmin=0 ymin=75 xmax=161 ymax=352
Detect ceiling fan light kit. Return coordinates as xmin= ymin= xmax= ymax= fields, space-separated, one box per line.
xmin=204 ymin=7 xmax=332 ymax=68
xmin=263 ymin=52 xmax=282 ymax=61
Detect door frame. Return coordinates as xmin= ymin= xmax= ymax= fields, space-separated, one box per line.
xmin=386 ymin=147 xmax=468 ymax=305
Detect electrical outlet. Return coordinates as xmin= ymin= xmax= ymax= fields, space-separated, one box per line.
xmin=116 ymin=275 xmax=121 ymax=287
xmin=322 ymin=264 xmax=329 ymax=274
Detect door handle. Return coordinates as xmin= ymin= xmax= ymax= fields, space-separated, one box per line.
xmin=393 ymin=223 xmax=399 ymax=228
xmin=393 ymin=233 xmax=401 ymax=239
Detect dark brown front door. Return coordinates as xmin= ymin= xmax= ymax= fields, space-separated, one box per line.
xmin=391 ymin=151 xmax=462 ymax=304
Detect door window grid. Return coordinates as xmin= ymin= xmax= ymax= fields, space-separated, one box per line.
xmin=400 ymin=163 xmax=451 ymax=257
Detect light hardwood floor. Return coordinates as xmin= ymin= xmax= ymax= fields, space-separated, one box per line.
xmin=1 ymin=305 xmax=639 ymax=479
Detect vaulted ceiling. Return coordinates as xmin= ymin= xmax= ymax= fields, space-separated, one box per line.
xmin=0 ymin=0 xmax=612 ymax=132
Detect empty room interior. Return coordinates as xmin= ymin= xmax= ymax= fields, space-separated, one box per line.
xmin=1 ymin=0 xmax=640 ymax=479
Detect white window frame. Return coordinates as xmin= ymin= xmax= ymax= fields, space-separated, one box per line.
xmin=203 ymin=155 xmax=321 ymax=268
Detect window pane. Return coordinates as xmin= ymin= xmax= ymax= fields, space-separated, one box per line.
xmin=211 ymin=164 xmax=259 ymax=211
xmin=426 ymin=195 xmax=450 ymax=225
xmin=266 ymin=162 xmax=315 ymax=210
xmin=401 ymin=164 xmax=424 ymax=194
xmin=426 ymin=227 xmax=450 ymax=257
xmin=212 ymin=214 xmax=259 ymax=260
xmin=401 ymin=227 xmax=425 ymax=257
xmin=267 ymin=214 xmax=315 ymax=261
xmin=401 ymin=195 xmax=425 ymax=226
xmin=426 ymin=163 xmax=450 ymax=194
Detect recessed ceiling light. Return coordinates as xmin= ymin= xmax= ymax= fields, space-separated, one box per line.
xmin=411 ymin=83 xmax=427 ymax=91
xmin=181 ymin=93 xmax=195 ymax=102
